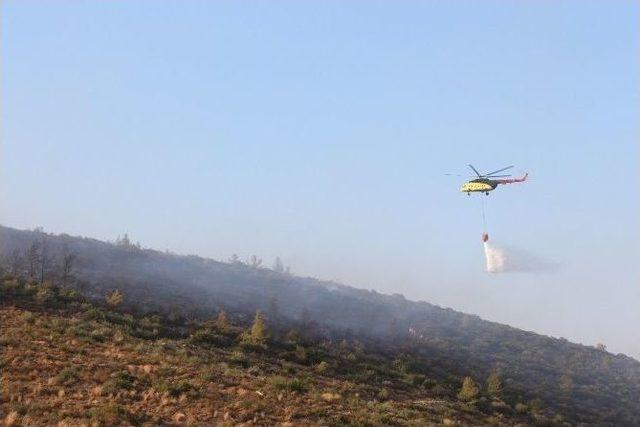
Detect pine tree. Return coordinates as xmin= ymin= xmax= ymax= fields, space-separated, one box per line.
xmin=300 ymin=307 xmax=311 ymax=337
xmin=27 ymin=241 xmax=41 ymax=278
xmin=457 ymin=376 xmax=480 ymax=401
xmin=215 ymin=310 xmax=229 ymax=330
xmin=284 ymin=328 xmax=301 ymax=343
xmin=486 ymin=371 xmax=503 ymax=398
xmin=242 ymin=310 xmax=270 ymax=346
xmin=61 ymin=245 xmax=76 ymax=285
xmin=387 ymin=317 xmax=399 ymax=342
xmin=268 ymin=296 xmax=280 ymax=325
xmin=117 ymin=233 xmax=131 ymax=247
xmin=273 ymin=256 xmax=284 ymax=273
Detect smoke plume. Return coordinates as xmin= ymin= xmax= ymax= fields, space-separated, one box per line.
xmin=483 ymin=242 xmax=559 ymax=274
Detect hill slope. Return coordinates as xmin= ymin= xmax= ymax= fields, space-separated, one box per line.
xmin=1 ymin=225 xmax=639 ymax=425
xmin=1 ymin=293 xmax=537 ymax=426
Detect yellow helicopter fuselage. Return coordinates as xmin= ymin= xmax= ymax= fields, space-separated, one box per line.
xmin=460 ymin=178 xmax=497 ymax=194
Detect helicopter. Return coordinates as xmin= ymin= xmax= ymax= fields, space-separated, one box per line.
xmin=453 ymin=165 xmax=528 ymax=195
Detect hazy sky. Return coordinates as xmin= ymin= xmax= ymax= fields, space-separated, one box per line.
xmin=2 ymin=2 xmax=639 ymax=357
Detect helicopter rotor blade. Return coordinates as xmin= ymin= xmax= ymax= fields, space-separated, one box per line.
xmin=468 ymin=164 xmax=482 ymax=178
xmin=487 ymin=174 xmax=511 ymax=178
xmin=486 ymin=165 xmax=514 ymax=176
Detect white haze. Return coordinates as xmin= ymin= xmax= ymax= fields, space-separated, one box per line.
xmin=483 ymin=242 xmax=559 ymax=274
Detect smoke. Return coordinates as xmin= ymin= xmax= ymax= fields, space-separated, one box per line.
xmin=483 ymin=242 xmax=559 ymax=274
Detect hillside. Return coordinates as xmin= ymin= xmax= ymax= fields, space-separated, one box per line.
xmin=1 ymin=286 xmax=539 ymax=426
xmin=1 ymin=225 xmax=639 ymax=425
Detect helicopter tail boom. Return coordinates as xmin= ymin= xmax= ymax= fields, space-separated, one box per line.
xmin=495 ymin=173 xmax=528 ymax=185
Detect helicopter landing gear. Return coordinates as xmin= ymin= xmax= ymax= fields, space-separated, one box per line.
xmin=485 ymin=192 xmax=489 ymax=196
xmin=467 ymin=192 xmax=471 ymax=197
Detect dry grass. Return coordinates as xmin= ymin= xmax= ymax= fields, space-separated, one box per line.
xmin=0 ymin=305 xmax=533 ymax=426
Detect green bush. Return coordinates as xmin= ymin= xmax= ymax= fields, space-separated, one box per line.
xmin=90 ymin=327 xmax=111 ymax=342
xmin=21 ymin=311 xmax=36 ymax=324
xmin=378 ymin=388 xmax=390 ymax=400
xmin=2 ymin=278 xmax=20 ymax=293
xmin=408 ymin=373 xmax=427 ymax=387
xmin=102 ymin=371 xmax=135 ymax=395
xmin=58 ymin=287 xmax=83 ymax=303
xmin=90 ymin=403 xmax=130 ymax=425
xmin=228 ymin=351 xmax=250 ymax=368
xmin=315 ymin=361 xmax=329 ymax=374
xmin=55 ymin=367 xmax=79 ymax=385
xmin=153 ymin=379 xmax=197 ymax=397
xmin=83 ymin=307 xmax=106 ymax=321
xmin=189 ymin=328 xmax=231 ymax=347
xmin=270 ymin=376 xmax=308 ymax=393
xmin=35 ymin=286 xmax=55 ymax=305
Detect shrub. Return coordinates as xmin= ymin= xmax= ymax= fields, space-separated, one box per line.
xmin=229 ymin=351 xmax=250 ymax=368
xmin=315 ymin=361 xmax=329 ymax=374
xmin=189 ymin=328 xmax=230 ymax=347
xmin=90 ymin=404 xmax=129 ymax=425
xmin=140 ymin=315 xmax=162 ymax=329
xmin=55 ymin=367 xmax=79 ymax=385
xmin=284 ymin=329 xmax=301 ymax=343
xmin=270 ymin=376 xmax=308 ymax=393
xmin=58 ymin=287 xmax=82 ymax=302
xmin=35 ymin=285 xmax=55 ymax=305
xmin=83 ymin=307 xmax=106 ymax=321
xmin=168 ymin=380 xmax=196 ymax=397
xmin=105 ymin=289 xmax=123 ymax=308
xmin=90 ymin=327 xmax=111 ymax=342
xmin=392 ymin=355 xmax=409 ymax=374
xmin=102 ymin=371 xmax=135 ymax=395
xmin=295 ymin=345 xmax=307 ymax=362
xmin=153 ymin=379 xmax=197 ymax=397
xmin=20 ymin=311 xmax=36 ymax=324
xmin=409 ymin=374 xmax=427 ymax=387
xmin=378 ymin=388 xmax=390 ymax=400
xmin=105 ymin=312 xmax=136 ymax=328
xmin=491 ymin=400 xmax=512 ymax=414
xmin=2 ymin=278 xmax=19 ymax=292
